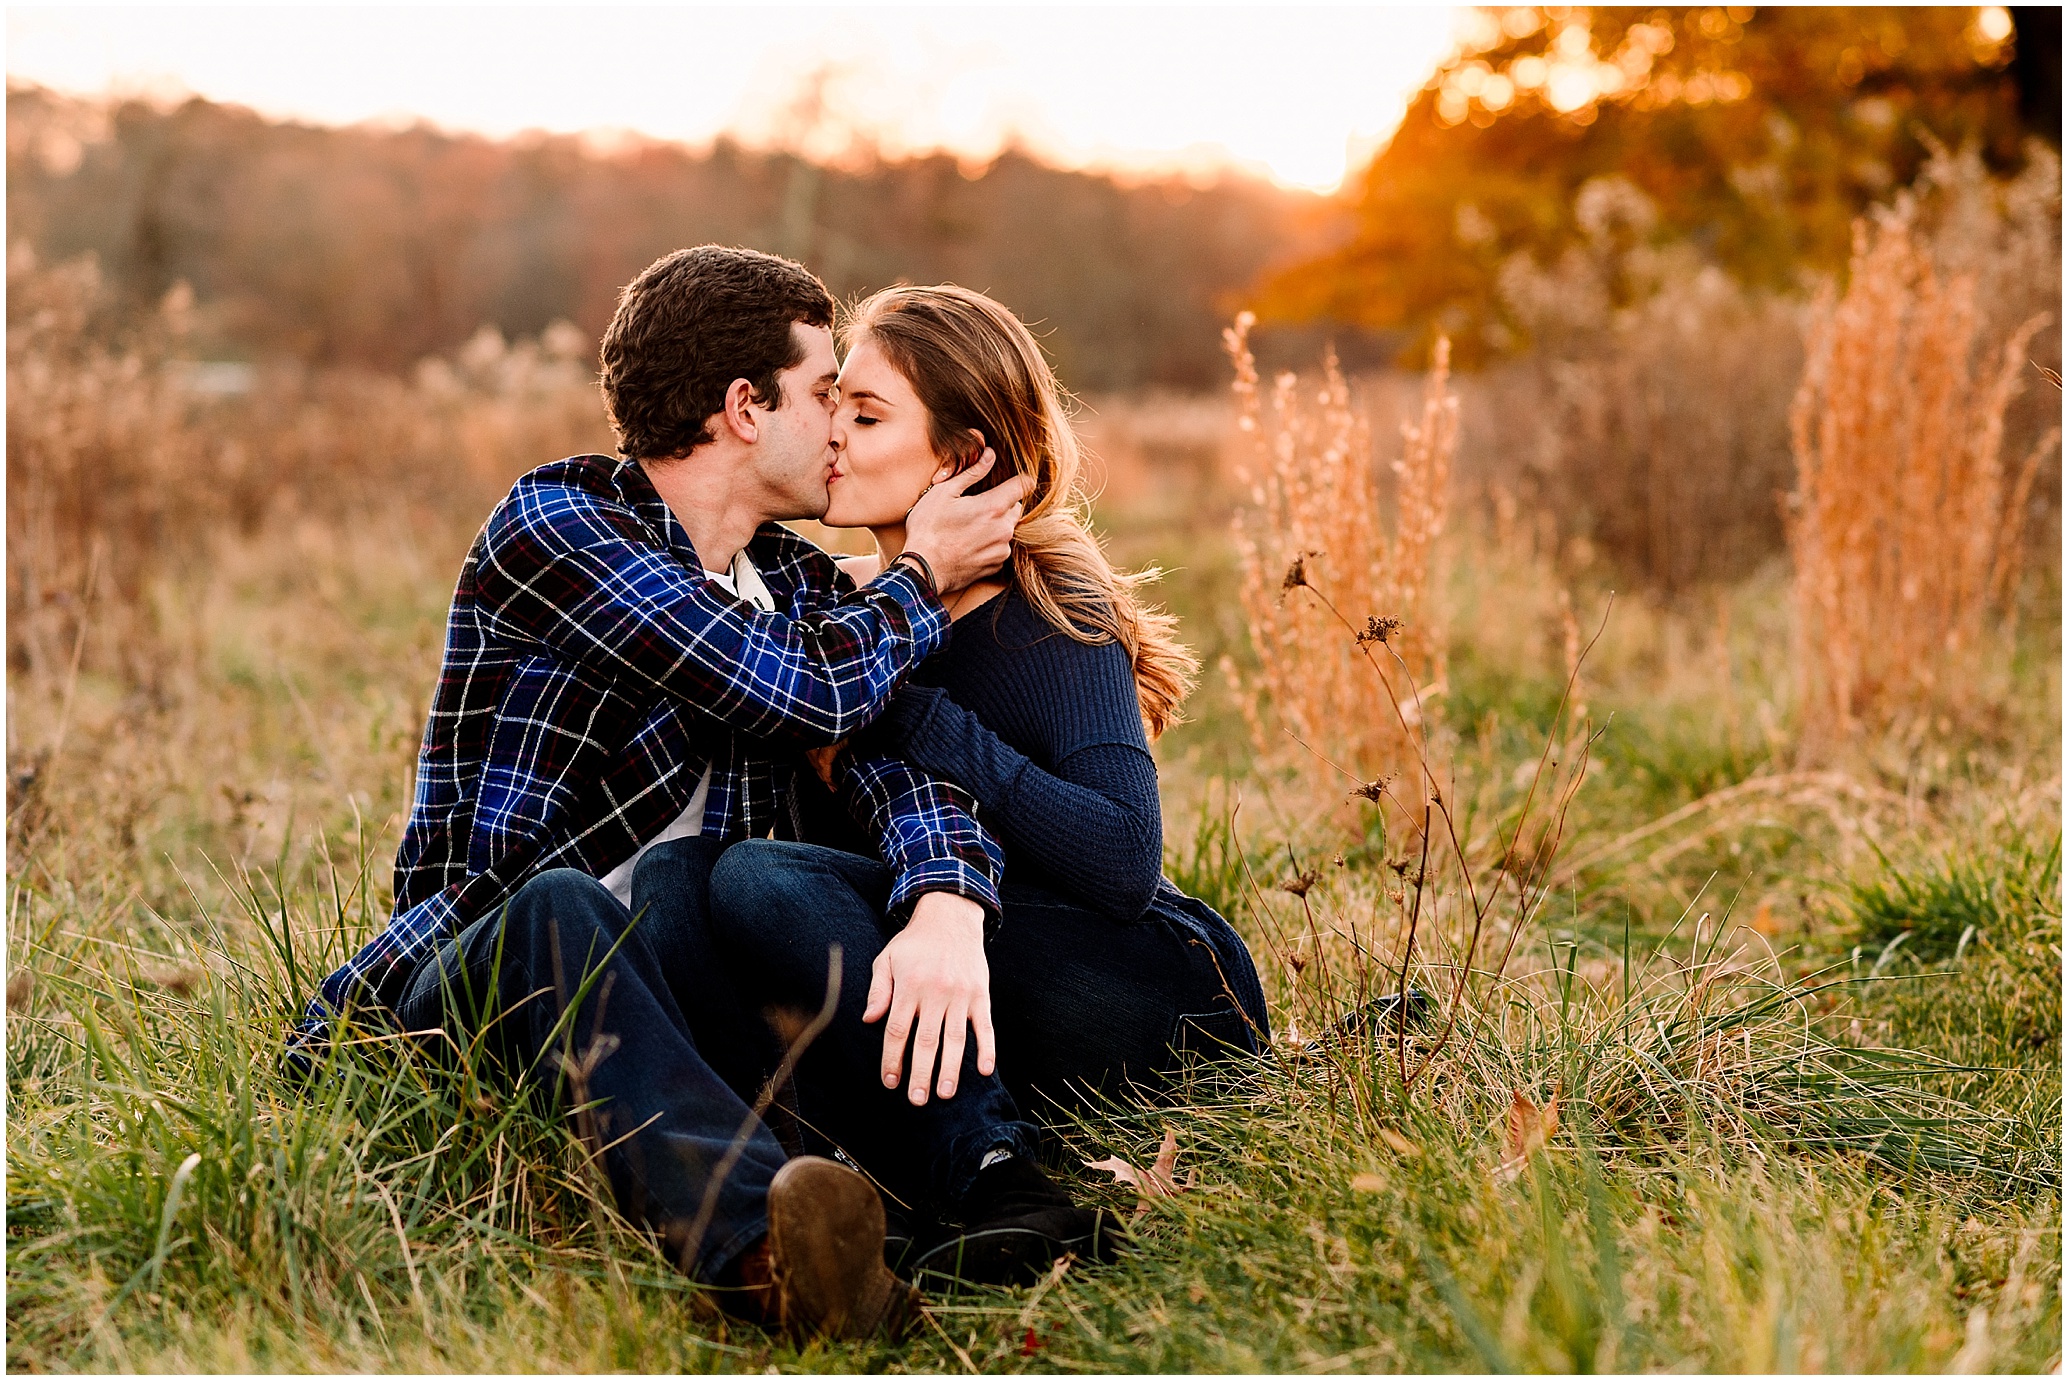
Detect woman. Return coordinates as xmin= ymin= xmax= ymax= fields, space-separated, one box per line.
xmin=674 ymin=284 xmax=1268 ymax=1281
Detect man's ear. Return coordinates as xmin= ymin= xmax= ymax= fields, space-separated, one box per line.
xmin=720 ymin=377 xmax=760 ymax=444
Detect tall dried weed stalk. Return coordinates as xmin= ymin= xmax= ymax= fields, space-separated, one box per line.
xmin=1223 ymin=312 xmax=1455 ymax=787
xmin=1787 ymin=214 xmax=2058 ymax=746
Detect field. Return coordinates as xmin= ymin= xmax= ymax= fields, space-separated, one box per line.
xmin=6 ymin=205 xmax=2062 ymax=1373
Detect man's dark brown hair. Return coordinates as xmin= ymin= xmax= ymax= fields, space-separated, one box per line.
xmin=599 ymin=246 xmax=835 ymax=460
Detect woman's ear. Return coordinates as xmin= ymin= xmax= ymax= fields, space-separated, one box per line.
xmin=956 ymin=428 xmax=988 ymax=471
xmin=933 ymin=428 xmax=986 ymax=483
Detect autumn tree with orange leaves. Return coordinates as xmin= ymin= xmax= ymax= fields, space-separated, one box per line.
xmin=1263 ymin=6 xmax=2045 ymax=363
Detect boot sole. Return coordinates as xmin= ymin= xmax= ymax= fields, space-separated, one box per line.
xmin=767 ymin=1156 xmax=920 ymax=1340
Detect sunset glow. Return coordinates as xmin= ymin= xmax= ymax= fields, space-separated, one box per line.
xmin=7 ymin=6 xmax=1463 ymax=192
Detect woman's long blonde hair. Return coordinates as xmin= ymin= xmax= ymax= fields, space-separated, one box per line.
xmin=844 ymin=284 xmax=1197 ymax=739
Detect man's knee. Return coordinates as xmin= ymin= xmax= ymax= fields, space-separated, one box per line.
xmin=501 ymin=868 xmax=631 ymax=968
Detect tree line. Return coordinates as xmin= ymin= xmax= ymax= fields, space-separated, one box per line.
xmin=6 ymin=82 xmax=1315 ymax=391
xmin=8 ymin=9 xmax=2058 ymax=387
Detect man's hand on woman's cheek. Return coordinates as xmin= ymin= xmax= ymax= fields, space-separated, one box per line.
xmin=901 ymin=451 xmax=1030 ymax=595
xmin=862 ymin=891 xmax=995 ymax=1104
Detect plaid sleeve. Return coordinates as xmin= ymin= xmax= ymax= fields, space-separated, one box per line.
xmin=834 ymin=753 xmax=1006 ymax=929
xmin=281 ymin=885 xmax=466 ymax=1080
xmin=474 ymin=473 xmax=948 ymax=745
xmin=288 ymin=830 xmax=547 ymax=1073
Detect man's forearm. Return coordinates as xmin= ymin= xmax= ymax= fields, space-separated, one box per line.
xmin=474 ymin=476 xmax=952 ymax=744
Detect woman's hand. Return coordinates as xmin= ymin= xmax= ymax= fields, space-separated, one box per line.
xmin=804 ymin=740 xmax=845 ymax=789
xmin=863 ymin=891 xmax=996 ymax=1104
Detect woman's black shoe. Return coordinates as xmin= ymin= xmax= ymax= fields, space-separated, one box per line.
xmin=1317 ymin=987 xmax=1434 ymax=1046
xmin=882 ymin=1200 xmax=931 ymax=1275
xmin=910 ymin=1156 xmax=1127 ymax=1288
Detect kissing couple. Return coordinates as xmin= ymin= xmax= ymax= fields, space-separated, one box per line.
xmin=291 ymin=245 xmax=1269 ymax=1339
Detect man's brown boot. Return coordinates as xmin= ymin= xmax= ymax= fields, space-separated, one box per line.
xmin=766 ymin=1156 xmax=921 ymax=1341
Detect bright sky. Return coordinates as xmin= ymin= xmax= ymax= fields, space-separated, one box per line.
xmin=6 ymin=5 xmax=1463 ymax=192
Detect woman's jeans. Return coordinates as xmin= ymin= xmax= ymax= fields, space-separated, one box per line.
xmin=392 ymin=855 xmax=783 ymax=1285
xmin=686 ymin=839 xmax=1261 ymax=1208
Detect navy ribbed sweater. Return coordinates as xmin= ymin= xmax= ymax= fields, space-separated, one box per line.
xmin=860 ymin=586 xmax=1164 ymax=922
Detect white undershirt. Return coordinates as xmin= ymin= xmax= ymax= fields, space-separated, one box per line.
xmin=599 ymin=549 xmax=776 ymax=908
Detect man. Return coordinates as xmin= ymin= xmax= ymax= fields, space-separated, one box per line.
xmin=292 ymin=246 xmax=1034 ymax=1338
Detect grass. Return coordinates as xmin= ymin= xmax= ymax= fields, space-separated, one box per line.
xmin=7 ymin=467 xmax=2061 ymax=1371
xmin=6 ymin=249 xmax=2061 ymax=1369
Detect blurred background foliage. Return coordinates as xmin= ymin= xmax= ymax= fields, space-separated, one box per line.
xmin=1262 ymin=4 xmax=2055 ymax=364
xmin=8 ymin=8 xmax=2057 ymax=385
xmin=5 ymin=80 xmax=1307 ymax=390
xmin=8 ymin=8 xmax=2059 ymax=598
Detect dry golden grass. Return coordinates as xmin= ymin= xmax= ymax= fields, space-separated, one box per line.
xmin=1787 ymin=212 xmax=2059 ymax=751
xmin=5 ymin=245 xmax=610 ymax=674
xmin=1221 ymin=312 xmax=1456 ymax=795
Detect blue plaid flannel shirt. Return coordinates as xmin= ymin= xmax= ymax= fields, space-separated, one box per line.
xmin=296 ymin=453 xmax=1004 ymax=1042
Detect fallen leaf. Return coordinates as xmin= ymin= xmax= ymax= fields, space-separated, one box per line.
xmin=1083 ymin=1156 xmax=1139 ymax=1187
xmin=1495 ymin=1087 xmax=1561 ymax=1183
xmin=1019 ymin=1326 xmax=1044 ymax=1357
xmin=1350 ymin=1172 xmax=1386 ymax=1192
xmin=1378 ymin=1127 xmax=1422 ymax=1158
xmin=1083 ymin=1126 xmax=1189 ymax=1218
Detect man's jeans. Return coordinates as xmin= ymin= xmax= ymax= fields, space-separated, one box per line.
xmin=641 ymin=839 xmax=1041 ymax=1218
xmin=393 ymin=858 xmax=782 ymax=1284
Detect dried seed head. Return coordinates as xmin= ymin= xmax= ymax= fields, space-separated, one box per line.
xmin=1281 ymin=870 xmax=1320 ymax=898
xmin=1281 ymin=554 xmax=1311 ymax=593
xmin=1350 ymin=769 xmax=1395 ymax=803
xmin=1356 ymin=615 xmax=1405 ymax=646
